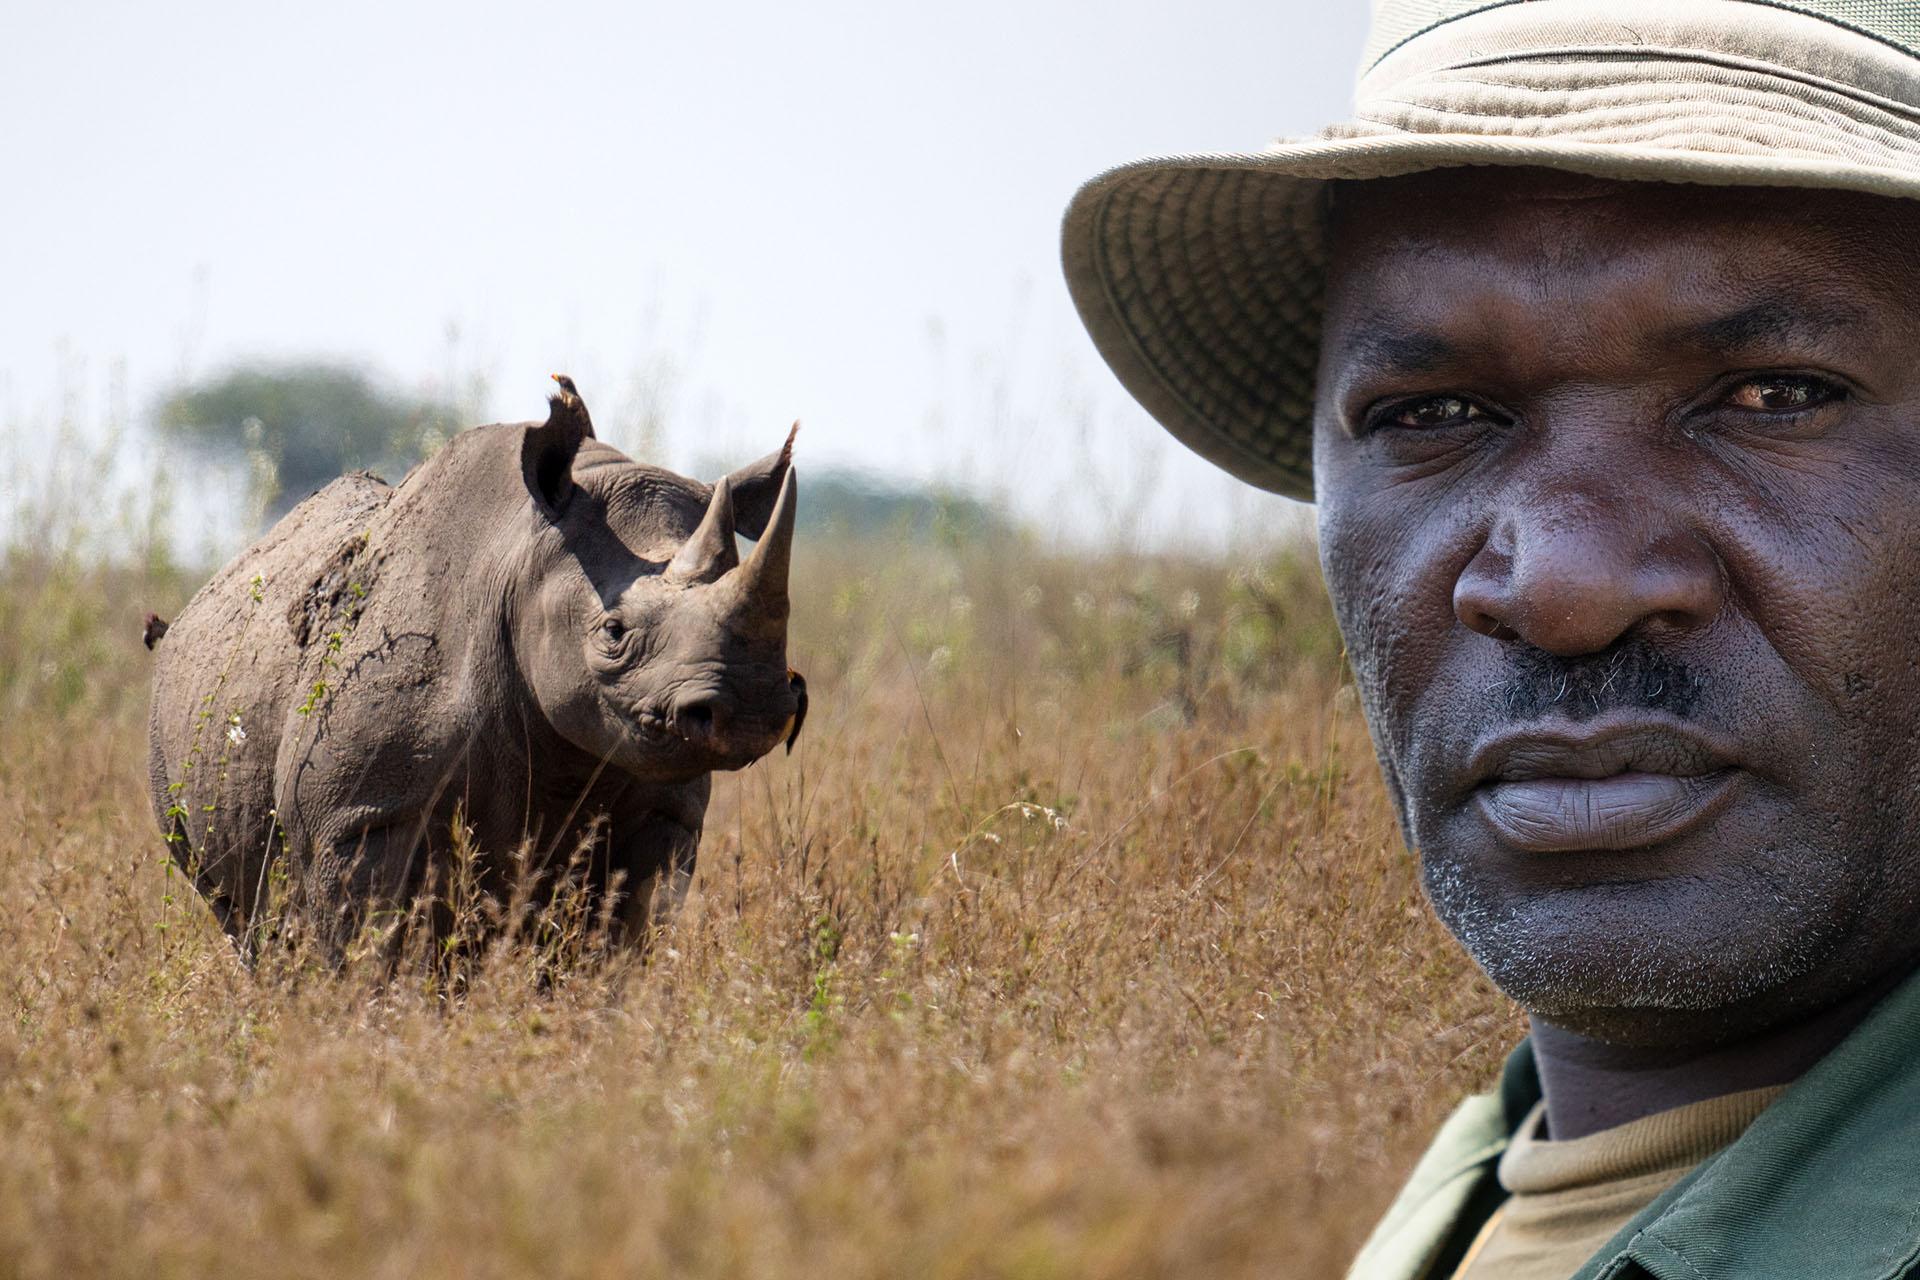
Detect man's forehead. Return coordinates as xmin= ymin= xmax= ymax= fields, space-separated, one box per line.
xmin=1337 ymin=295 xmax=1873 ymax=382
xmin=1327 ymin=170 xmax=1639 ymax=280
xmin=1332 ymin=166 xmax=1631 ymax=211
xmin=1327 ymin=166 xmax=1920 ymax=269
xmin=1321 ymin=167 xmax=1920 ymax=364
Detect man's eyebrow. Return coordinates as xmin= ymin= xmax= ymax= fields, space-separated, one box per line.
xmin=1341 ymin=321 xmax=1458 ymax=375
xmin=1668 ymin=299 xmax=1866 ymax=351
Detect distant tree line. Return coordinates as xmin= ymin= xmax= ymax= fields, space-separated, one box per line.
xmin=156 ymin=361 xmax=459 ymax=521
xmin=794 ymin=472 xmax=1006 ymax=544
xmin=156 ymin=360 xmax=1010 ymax=541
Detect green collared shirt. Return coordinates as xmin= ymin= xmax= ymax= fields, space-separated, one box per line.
xmin=1347 ymin=971 xmax=1920 ymax=1280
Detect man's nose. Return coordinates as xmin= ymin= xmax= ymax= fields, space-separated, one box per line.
xmin=1452 ymin=503 xmax=1723 ymax=656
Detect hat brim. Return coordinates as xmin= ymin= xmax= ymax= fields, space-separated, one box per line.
xmin=1065 ymin=79 xmax=1920 ymax=501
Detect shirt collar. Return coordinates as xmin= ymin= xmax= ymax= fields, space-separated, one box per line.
xmin=1567 ymin=965 xmax=1920 ymax=1280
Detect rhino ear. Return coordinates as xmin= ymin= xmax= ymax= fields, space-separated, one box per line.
xmin=723 ymin=422 xmax=797 ymax=539
xmin=521 ymin=378 xmax=596 ymax=515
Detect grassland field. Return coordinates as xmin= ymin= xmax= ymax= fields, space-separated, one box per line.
xmin=0 ymin=490 xmax=1520 ymax=1278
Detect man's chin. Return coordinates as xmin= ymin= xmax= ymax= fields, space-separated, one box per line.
xmin=1424 ymin=861 xmax=1857 ymax=1048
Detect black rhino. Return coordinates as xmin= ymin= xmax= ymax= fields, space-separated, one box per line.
xmin=146 ymin=376 xmax=805 ymax=958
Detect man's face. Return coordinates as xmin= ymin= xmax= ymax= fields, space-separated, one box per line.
xmin=1313 ymin=169 xmax=1920 ymax=1047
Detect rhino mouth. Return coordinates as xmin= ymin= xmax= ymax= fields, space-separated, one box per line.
xmin=614 ymin=701 xmax=781 ymax=773
xmin=630 ymin=707 xmax=676 ymax=742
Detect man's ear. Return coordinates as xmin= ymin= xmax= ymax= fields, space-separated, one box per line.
xmin=521 ymin=383 xmax=596 ymax=516
xmin=723 ymin=422 xmax=798 ymax=539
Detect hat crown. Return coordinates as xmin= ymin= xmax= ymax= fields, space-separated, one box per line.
xmin=1364 ymin=0 xmax=1920 ymax=70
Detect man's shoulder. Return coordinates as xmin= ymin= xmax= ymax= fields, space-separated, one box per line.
xmin=1348 ymin=976 xmax=1920 ymax=1280
xmin=1345 ymin=1043 xmax=1541 ymax=1280
xmin=1343 ymin=1088 xmax=1511 ymax=1280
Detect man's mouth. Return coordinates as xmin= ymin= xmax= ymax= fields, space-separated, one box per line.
xmin=1465 ymin=716 xmax=1742 ymax=853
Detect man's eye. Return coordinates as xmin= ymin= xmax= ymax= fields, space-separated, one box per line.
xmin=1382 ymin=395 xmax=1494 ymax=430
xmin=1724 ymin=375 xmax=1840 ymax=413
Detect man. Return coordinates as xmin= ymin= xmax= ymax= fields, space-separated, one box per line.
xmin=1063 ymin=2 xmax=1920 ymax=1277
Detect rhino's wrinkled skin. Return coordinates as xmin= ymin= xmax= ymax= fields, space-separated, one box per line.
xmin=147 ymin=380 xmax=803 ymax=957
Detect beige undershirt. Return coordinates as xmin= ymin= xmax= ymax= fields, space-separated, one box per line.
xmin=1450 ymin=1085 xmax=1787 ymax=1280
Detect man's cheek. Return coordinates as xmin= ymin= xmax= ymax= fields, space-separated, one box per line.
xmin=1321 ymin=517 xmax=1463 ymax=831
xmin=1331 ymin=544 xmax=1454 ymax=727
xmin=1723 ymin=488 xmax=1920 ymax=761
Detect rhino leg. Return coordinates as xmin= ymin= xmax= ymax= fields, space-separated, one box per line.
xmin=606 ymin=811 xmax=703 ymax=946
xmin=301 ymin=818 xmax=432 ymax=965
xmin=159 ymin=811 xmax=251 ymax=955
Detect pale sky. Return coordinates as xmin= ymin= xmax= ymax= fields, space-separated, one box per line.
xmin=1 ymin=1 xmax=1368 ymax=551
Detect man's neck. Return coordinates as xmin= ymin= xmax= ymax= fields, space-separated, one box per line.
xmin=1531 ymin=970 xmax=1910 ymax=1140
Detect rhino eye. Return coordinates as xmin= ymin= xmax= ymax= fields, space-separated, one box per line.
xmin=600 ymin=616 xmax=626 ymax=642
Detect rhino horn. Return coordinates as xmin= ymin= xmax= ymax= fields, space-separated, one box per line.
xmin=729 ymin=467 xmax=796 ymax=626
xmin=723 ymin=422 xmax=798 ymax=539
xmin=666 ymin=476 xmax=740 ymax=583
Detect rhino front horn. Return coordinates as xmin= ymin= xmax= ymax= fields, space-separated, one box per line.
xmin=733 ymin=467 xmax=796 ymax=621
xmin=667 ymin=476 xmax=740 ymax=583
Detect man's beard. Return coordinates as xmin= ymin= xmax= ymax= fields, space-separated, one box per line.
xmin=1421 ymin=852 xmax=1852 ymax=1024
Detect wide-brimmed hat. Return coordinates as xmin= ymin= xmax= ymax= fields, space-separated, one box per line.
xmin=1062 ymin=0 xmax=1920 ymax=501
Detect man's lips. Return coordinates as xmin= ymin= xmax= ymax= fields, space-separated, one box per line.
xmin=1465 ymin=717 xmax=1742 ymax=853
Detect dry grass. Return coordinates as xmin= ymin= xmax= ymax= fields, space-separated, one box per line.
xmin=0 ymin=522 xmax=1518 ymax=1279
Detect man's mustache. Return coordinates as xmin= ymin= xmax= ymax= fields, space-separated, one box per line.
xmin=1496 ymin=637 xmax=1706 ymax=722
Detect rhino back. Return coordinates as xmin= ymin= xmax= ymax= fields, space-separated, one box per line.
xmin=147 ymin=471 xmax=395 ymax=925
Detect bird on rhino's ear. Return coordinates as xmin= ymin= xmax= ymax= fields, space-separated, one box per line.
xmin=720 ymin=423 xmax=798 ymax=541
xmin=523 ymin=373 xmax=596 ymax=516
